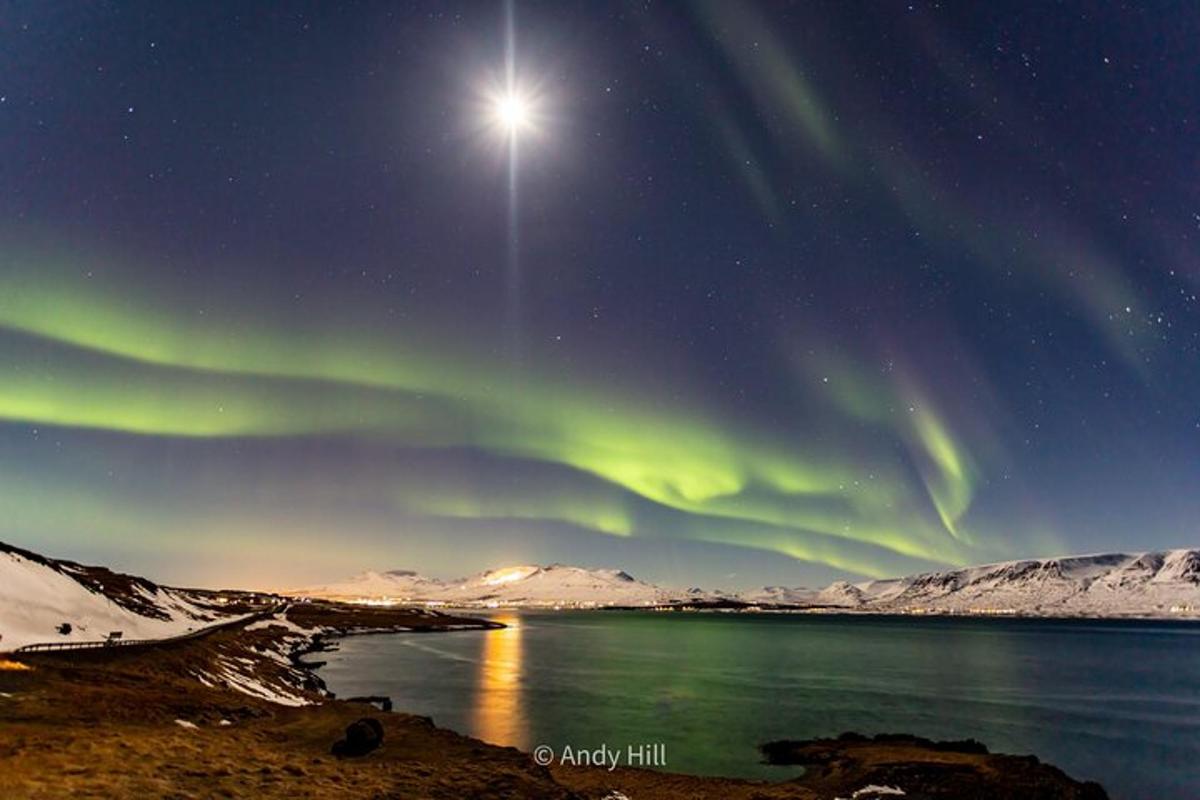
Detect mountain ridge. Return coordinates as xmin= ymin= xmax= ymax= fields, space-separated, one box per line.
xmin=295 ymin=562 xmax=689 ymax=608
xmin=4 ymin=541 xmax=1197 ymax=628
xmin=823 ymin=548 xmax=1200 ymax=617
xmin=298 ymin=549 xmax=1200 ymax=618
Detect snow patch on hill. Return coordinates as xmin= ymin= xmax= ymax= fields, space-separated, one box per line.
xmin=0 ymin=543 xmax=235 ymax=652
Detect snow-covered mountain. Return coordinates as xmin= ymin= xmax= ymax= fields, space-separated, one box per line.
xmin=296 ymin=563 xmax=694 ymax=608
xmin=297 ymin=568 xmax=448 ymax=602
xmin=0 ymin=541 xmax=261 ymax=653
xmin=739 ymin=585 xmax=819 ymax=605
xmin=15 ymin=539 xmax=1191 ymax=626
xmin=747 ymin=550 xmax=1200 ymax=619
xmin=301 ymin=549 xmax=1200 ymax=617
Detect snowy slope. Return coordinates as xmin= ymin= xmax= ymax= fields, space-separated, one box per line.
xmin=0 ymin=542 xmax=243 ymax=652
xmin=296 ymin=563 xmax=689 ymax=608
xmin=748 ymin=550 xmax=1200 ymax=618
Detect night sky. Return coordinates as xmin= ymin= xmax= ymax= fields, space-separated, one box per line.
xmin=1 ymin=1 xmax=1198 ymax=589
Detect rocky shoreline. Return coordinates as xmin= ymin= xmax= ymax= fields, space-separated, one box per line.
xmin=760 ymin=733 xmax=1108 ymax=799
xmin=1 ymin=601 xmax=1109 ymax=799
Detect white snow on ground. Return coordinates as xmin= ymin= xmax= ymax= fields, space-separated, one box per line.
xmin=244 ymin=614 xmax=308 ymax=634
xmin=174 ymin=719 xmax=199 ymax=730
xmin=837 ymin=786 xmax=906 ymax=799
xmin=191 ymin=651 xmax=311 ymax=707
xmin=189 ymin=621 xmax=316 ymax=707
xmin=218 ymin=669 xmax=309 ymax=706
xmin=0 ymin=549 xmax=233 ymax=652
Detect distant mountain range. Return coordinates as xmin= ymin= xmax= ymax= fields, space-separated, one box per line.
xmin=295 ymin=564 xmax=702 ymax=608
xmin=298 ymin=550 xmax=1200 ymax=618
xmin=3 ymin=541 xmax=1197 ymax=646
xmin=799 ymin=549 xmax=1200 ymax=618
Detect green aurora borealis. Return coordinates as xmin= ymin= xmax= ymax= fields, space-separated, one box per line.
xmin=0 ymin=255 xmax=998 ymax=579
xmin=2 ymin=1 xmax=1197 ymax=587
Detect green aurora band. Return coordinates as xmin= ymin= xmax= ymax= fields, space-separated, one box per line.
xmin=695 ymin=1 xmax=1151 ymax=372
xmin=0 ymin=259 xmax=1009 ymax=576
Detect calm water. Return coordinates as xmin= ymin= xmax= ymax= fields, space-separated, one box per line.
xmin=319 ymin=612 xmax=1200 ymax=799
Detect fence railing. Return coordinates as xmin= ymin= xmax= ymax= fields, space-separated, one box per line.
xmin=15 ymin=637 xmax=162 ymax=653
xmin=12 ymin=605 xmax=282 ymax=654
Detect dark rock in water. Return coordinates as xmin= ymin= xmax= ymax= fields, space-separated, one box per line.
xmin=331 ymin=717 xmax=384 ymax=757
xmin=761 ymin=733 xmax=1109 ymax=799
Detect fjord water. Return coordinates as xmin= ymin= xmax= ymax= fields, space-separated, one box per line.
xmin=319 ymin=612 xmax=1200 ymax=798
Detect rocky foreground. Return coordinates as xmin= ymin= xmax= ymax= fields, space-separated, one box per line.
xmin=761 ymin=734 xmax=1108 ymax=800
xmin=0 ymin=601 xmax=1109 ymax=799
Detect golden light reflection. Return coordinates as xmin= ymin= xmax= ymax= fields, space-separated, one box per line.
xmin=472 ymin=612 xmax=527 ymax=748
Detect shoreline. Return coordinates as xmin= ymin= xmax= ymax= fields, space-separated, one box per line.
xmin=1 ymin=600 xmax=1110 ymax=799
xmin=312 ymin=597 xmax=1200 ymax=622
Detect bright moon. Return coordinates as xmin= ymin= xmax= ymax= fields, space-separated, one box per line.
xmin=494 ymin=93 xmax=531 ymax=134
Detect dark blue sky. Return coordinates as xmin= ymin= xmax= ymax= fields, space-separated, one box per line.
xmin=0 ymin=1 xmax=1197 ymax=589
